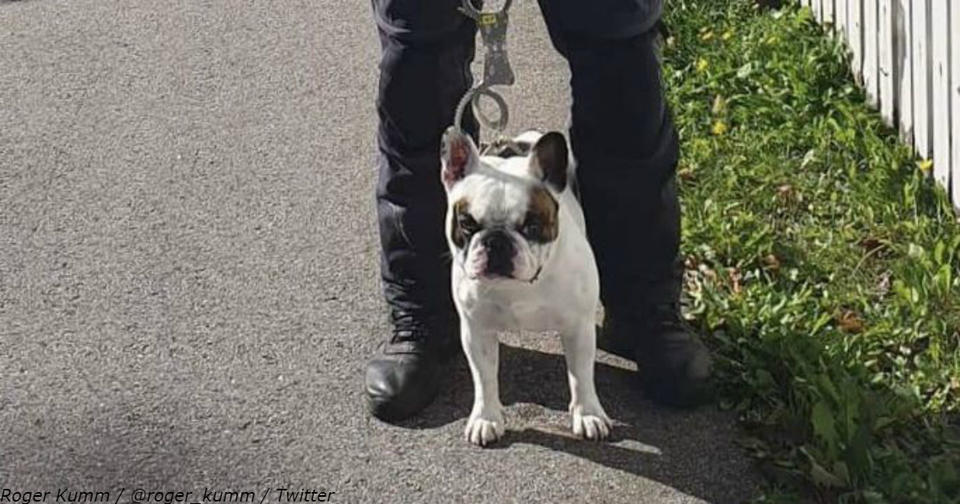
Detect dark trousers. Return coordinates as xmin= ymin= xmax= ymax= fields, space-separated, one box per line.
xmin=372 ymin=0 xmax=681 ymax=318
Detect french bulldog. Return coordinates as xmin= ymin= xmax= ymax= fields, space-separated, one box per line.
xmin=440 ymin=127 xmax=612 ymax=447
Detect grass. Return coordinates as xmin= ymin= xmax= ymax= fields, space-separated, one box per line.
xmin=662 ymin=1 xmax=960 ymax=501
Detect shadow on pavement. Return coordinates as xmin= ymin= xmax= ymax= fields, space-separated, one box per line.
xmin=397 ymin=343 xmax=758 ymax=502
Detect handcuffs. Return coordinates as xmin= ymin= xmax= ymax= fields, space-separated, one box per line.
xmin=453 ymin=0 xmax=521 ymax=156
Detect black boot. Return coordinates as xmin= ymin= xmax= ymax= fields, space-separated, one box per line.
xmin=599 ymin=256 xmax=714 ymax=408
xmin=601 ymin=301 xmax=713 ymax=408
xmin=365 ymin=311 xmax=459 ymax=422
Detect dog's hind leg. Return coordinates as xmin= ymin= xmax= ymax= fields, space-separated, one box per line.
xmin=560 ymin=321 xmax=612 ymax=441
xmin=461 ymin=319 xmax=505 ymax=446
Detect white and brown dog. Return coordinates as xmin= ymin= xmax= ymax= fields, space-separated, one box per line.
xmin=440 ymin=127 xmax=612 ymax=446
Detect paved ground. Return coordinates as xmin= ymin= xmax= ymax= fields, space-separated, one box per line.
xmin=0 ymin=1 xmax=760 ymax=502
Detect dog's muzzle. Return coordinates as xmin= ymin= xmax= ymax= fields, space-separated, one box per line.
xmin=481 ymin=230 xmax=515 ymax=277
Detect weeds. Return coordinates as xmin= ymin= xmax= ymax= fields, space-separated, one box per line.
xmin=663 ymin=1 xmax=960 ymax=501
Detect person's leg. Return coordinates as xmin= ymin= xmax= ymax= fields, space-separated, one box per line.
xmin=365 ymin=0 xmax=479 ymax=421
xmin=536 ymin=1 xmax=713 ymax=407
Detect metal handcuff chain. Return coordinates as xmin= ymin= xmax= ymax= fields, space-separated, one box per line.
xmin=453 ymin=0 xmax=521 ymax=156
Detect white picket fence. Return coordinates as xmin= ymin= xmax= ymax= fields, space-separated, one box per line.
xmin=801 ymin=0 xmax=960 ymax=210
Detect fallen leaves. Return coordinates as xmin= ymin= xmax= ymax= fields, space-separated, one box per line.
xmin=728 ymin=267 xmax=743 ymax=294
xmin=835 ymin=310 xmax=865 ymax=334
xmin=763 ymin=254 xmax=782 ymax=271
xmin=859 ymin=237 xmax=885 ymax=253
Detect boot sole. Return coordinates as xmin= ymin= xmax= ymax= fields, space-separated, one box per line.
xmin=366 ymin=385 xmax=439 ymax=423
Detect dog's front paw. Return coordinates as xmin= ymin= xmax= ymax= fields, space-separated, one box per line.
xmin=464 ymin=409 xmax=505 ymax=447
xmin=570 ymin=403 xmax=612 ymax=441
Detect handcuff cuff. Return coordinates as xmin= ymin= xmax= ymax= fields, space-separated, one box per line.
xmin=453 ymin=0 xmax=524 ymax=156
xmin=452 ymin=2 xmax=673 ymax=157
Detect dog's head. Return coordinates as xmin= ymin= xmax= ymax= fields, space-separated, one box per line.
xmin=440 ymin=128 xmax=568 ymax=283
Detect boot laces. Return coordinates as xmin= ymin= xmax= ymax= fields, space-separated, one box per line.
xmin=388 ymin=312 xmax=434 ymax=345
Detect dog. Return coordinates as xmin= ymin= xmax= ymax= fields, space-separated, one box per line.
xmin=440 ymin=127 xmax=612 ymax=446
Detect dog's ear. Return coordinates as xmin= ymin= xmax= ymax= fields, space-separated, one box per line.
xmin=441 ymin=127 xmax=479 ymax=190
xmin=529 ymin=131 xmax=567 ymax=192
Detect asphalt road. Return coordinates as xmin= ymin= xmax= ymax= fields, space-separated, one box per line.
xmin=0 ymin=1 xmax=760 ymax=502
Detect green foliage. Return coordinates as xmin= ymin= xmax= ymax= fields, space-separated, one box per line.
xmin=662 ymin=1 xmax=960 ymax=501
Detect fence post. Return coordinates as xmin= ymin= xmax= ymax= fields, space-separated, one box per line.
xmin=864 ymin=0 xmax=880 ymax=106
xmin=835 ymin=0 xmax=848 ymax=42
xmin=912 ymin=0 xmax=932 ymax=158
xmin=895 ymin=0 xmax=914 ymax=145
xmin=879 ymin=0 xmax=896 ymax=123
xmin=951 ymin=0 xmax=960 ymax=209
xmin=849 ymin=0 xmax=864 ymax=81
xmin=931 ymin=0 xmax=951 ymax=190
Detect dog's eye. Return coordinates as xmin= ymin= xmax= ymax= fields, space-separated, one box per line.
xmin=458 ymin=214 xmax=480 ymax=234
xmin=521 ymin=222 xmax=541 ymax=238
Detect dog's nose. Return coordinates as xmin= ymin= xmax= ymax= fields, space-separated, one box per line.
xmin=482 ymin=231 xmax=510 ymax=253
xmin=481 ymin=231 xmax=514 ymax=276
